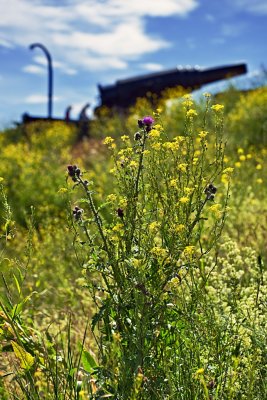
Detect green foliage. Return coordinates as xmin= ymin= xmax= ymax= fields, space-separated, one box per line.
xmin=226 ymin=86 xmax=267 ymax=146
xmin=0 ymin=86 xmax=266 ymax=398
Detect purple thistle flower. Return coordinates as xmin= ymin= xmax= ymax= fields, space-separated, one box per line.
xmin=142 ymin=116 xmax=154 ymax=126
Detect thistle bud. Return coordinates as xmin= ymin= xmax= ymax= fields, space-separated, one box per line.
xmin=134 ymin=132 xmax=142 ymax=141
xmin=205 ymin=183 xmax=217 ymax=200
xmin=117 ymin=208 xmax=124 ymax=218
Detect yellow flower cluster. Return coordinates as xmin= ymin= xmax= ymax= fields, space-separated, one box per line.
xmin=106 ymin=193 xmax=117 ymax=203
xmin=209 ymin=203 xmax=222 ymax=218
xmin=103 ymin=136 xmax=114 ymax=146
xmin=198 ymin=130 xmax=208 ymax=139
xmin=211 ymin=104 xmax=224 ymax=112
xmin=112 ymin=223 xmax=124 ymax=233
xmin=179 ymin=197 xmax=190 ymax=204
xmin=129 ymin=160 xmax=138 ymax=169
xmin=183 ymin=245 xmax=195 ymax=258
xmin=169 ymin=179 xmax=178 ymax=188
xmin=186 ymin=109 xmax=198 ymax=118
xmin=178 ymin=163 xmax=188 ymax=173
xmin=150 ymin=246 xmax=168 ymax=259
xmin=150 ymin=142 xmax=162 ymax=151
xmin=163 ymin=141 xmax=180 ymax=151
xmin=171 ymin=224 xmax=185 ymax=233
xmin=223 ymin=167 xmax=234 ymax=175
xmin=120 ymin=135 xmax=130 ymax=142
xmin=148 ymin=129 xmax=161 ymax=139
xmin=148 ymin=221 xmax=160 ymax=232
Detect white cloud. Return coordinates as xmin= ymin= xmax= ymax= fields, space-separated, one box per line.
xmin=0 ymin=37 xmax=14 ymax=48
xmin=205 ymin=14 xmax=215 ymax=22
xmin=141 ymin=63 xmax=164 ymax=72
xmin=25 ymin=94 xmax=61 ymax=104
xmin=232 ymin=0 xmax=267 ymax=15
xmin=0 ymin=0 xmax=198 ymax=72
xmin=221 ymin=22 xmax=246 ymax=37
xmin=211 ymin=38 xmax=225 ymax=45
xmin=23 ymin=64 xmax=46 ymax=75
xmin=32 ymin=54 xmax=77 ymax=75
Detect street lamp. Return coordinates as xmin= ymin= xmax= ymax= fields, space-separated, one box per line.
xmin=29 ymin=43 xmax=53 ymax=119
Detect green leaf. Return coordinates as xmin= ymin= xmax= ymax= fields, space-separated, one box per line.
xmin=81 ymin=349 xmax=97 ymax=373
xmin=11 ymin=341 xmax=34 ymax=369
xmin=13 ymin=274 xmax=21 ymax=295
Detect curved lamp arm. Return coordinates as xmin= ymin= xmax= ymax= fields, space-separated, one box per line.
xmin=29 ymin=43 xmax=53 ymax=118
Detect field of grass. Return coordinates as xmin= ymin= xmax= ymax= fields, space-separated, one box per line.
xmin=0 ymin=86 xmax=267 ymax=399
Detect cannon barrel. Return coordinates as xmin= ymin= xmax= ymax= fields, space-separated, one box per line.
xmin=98 ymin=63 xmax=247 ymax=109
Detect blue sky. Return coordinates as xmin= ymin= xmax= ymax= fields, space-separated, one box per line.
xmin=0 ymin=0 xmax=266 ymax=128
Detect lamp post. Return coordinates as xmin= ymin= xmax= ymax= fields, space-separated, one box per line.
xmin=29 ymin=43 xmax=53 ymax=119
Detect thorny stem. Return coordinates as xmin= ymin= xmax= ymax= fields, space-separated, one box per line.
xmin=78 ymin=177 xmax=110 ymax=257
xmin=128 ymin=129 xmax=147 ymax=251
xmin=77 ymin=176 xmax=123 ymax=288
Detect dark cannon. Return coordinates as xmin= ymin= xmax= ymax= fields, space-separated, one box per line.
xmin=97 ymin=63 xmax=247 ymax=110
xmin=21 ymin=63 xmax=247 ymax=137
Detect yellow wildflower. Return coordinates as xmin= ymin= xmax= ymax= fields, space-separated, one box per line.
xmin=179 ymin=197 xmax=190 ymax=204
xmin=209 ymin=203 xmax=221 ymax=218
xmin=198 ymin=130 xmax=208 ymax=139
xmin=149 ymin=221 xmax=159 ymax=232
xmin=196 ymin=368 xmax=205 ymax=375
xmin=186 ymin=109 xmax=198 ymax=118
xmin=221 ymin=174 xmax=230 ymax=184
xmin=103 ymin=136 xmax=114 ymax=145
xmin=174 ymin=135 xmax=185 ymax=143
xmin=58 ymin=187 xmax=68 ymax=194
xmin=237 ymin=148 xmax=244 ymax=154
xmin=119 ymin=197 xmax=127 ymax=208
xmin=151 ymin=247 xmax=168 ymax=258
xmin=106 ymin=194 xmax=117 ymax=203
xmin=169 ymin=179 xmax=178 ymax=188
xmin=151 ymin=142 xmax=161 ymax=151
xmin=143 ymin=150 xmax=150 ymax=156
xmin=175 ymin=224 xmax=185 ymax=232
xmin=223 ymin=167 xmax=234 ymax=174
xmin=183 ymin=246 xmax=195 ymax=257
xmin=256 ymin=164 xmax=262 ymax=170
xmin=121 ymin=135 xmax=130 ymax=142
xmin=183 ymin=94 xmax=192 ymax=100
xmin=256 ymin=178 xmax=263 ymax=184
xmin=239 ymin=155 xmax=246 ymax=161
xmin=163 ymin=141 xmax=179 ymax=151
xmin=184 ymin=187 xmax=193 ymax=195
xmin=118 ymin=148 xmax=133 ymax=156
xmin=148 ymin=129 xmax=161 ymax=139
xmin=112 ymin=224 xmax=124 ymax=233
xmin=129 ymin=160 xmax=138 ymax=168
xmin=246 ymin=153 xmax=252 ymax=159
xmin=235 ymin=161 xmax=241 ymax=168
xmin=211 ymin=104 xmax=224 ymax=112
xmin=178 ymin=163 xmax=188 ymax=173
xmin=154 ymin=123 xmax=163 ymax=131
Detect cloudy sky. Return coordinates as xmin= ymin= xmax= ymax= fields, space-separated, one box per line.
xmin=0 ymin=0 xmax=266 ymax=127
